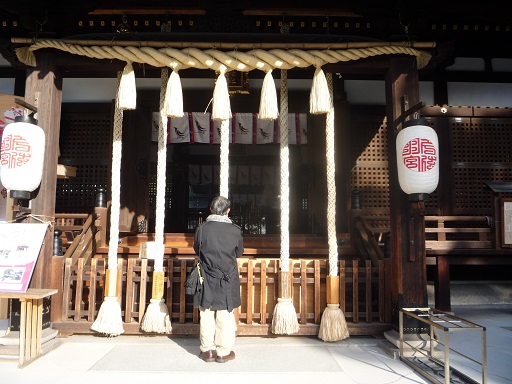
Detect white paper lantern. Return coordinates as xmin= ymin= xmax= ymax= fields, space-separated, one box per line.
xmin=0 ymin=116 xmax=45 ymax=200
xmin=396 ymin=119 xmax=439 ymax=197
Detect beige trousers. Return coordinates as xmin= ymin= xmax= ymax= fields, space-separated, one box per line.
xmin=199 ymin=307 xmax=237 ymax=357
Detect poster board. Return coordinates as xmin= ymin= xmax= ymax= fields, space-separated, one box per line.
xmin=0 ymin=223 xmax=48 ymax=292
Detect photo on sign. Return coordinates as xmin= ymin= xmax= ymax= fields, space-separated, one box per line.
xmin=0 ymin=267 xmax=24 ymax=282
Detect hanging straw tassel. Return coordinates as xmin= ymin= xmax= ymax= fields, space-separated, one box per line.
xmin=309 ymin=65 xmax=331 ymax=115
xmin=259 ymin=70 xmax=279 ymax=120
xmin=141 ymin=68 xmax=172 ymax=333
xmin=116 ymin=62 xmax=137 ymax=111
xmin=141 ymin=268 xmax=172 ymax=333
xmin=212 ymin=66 xmax=231 ymax=121
xmin=163 ymin=68 xmax=184 ymax=118
xmin=271 ymin=271 xmax=299 ymax=335
xmin=318 ymin=73 xmax=349 ymax=342
xmin=318 ymin=276 xmax=349 ymax=341
xmin=91 ymin=71 xmax=125 ymax=337
xmin=91 ymin=268 xmax=124 ymax=337
xmin=272 ymin=297 xmax=299 ymax=335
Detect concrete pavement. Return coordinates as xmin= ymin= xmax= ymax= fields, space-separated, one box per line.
xmin=0 ymin=303 xmax=511 ymax=384
xmin=2 ymin=279 xmax=512 ymax=384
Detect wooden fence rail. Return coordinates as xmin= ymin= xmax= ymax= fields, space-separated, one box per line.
xmin=51 ymin=256 xmax=388 ymax=336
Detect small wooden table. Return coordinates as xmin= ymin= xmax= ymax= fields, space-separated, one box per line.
xmin=0 ymin=288 xmax=58 ymax=368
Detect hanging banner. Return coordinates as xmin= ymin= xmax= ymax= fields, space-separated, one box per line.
xmin=212 ymin=118 xmax=232 ymax=144
xmin=237 ymin=165 xmax=250 ymax=185
xmin=262 ymin=166 xmax=276 ymax=186
xmin=250 ymin=165 xmax=262 ymax=185
xmin=188 ymin=164 xmax=200 ymax=185
xmin=0 ymin=223 xmax=48 ymax=292
xmin=256 ymin=117 xmax=276 ymax=144
xmin=200 ymin=164 xmax=213 ymax=185
xmin=152 ymin=112 xmax=307 ymax=145
xmin=191 ymin=112 xmax=211 ymax=144
xmin=168 ymin=114 xmax=190 ymax=143
xmin=233 ymin=113 xmax=254 ymax=144
xmin=296 ymin=113 xmax=308 ymax=144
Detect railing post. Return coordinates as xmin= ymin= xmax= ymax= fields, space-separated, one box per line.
xmin=350 ymin=190 xmax=361 ymax=251
xmin=53 ymin=229 xmax=63 ymax=256
xmin=50 ymin=253 xmax=65 ymax=322
xmin=94 ymin=188 xmax=108 ymax=248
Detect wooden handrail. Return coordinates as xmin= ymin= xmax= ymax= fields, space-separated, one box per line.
xmin=352 ymin=216 xmax=384 ymax=266
xmin=62 ymin=214 xmax=94 ymax=264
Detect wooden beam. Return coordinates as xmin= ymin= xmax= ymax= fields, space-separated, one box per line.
xmin=89 ymin=8 xmax=206 ymax=15
xmin=242 ymin=8 xmax=361 ymax=17
xmin=25 ymin=51 xmax=63 ymax=289
xmin=385 ymin=56 xmax=428 ymax=327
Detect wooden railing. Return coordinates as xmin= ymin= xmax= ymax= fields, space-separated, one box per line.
xmin=352 ymin=216 xmax=385 ymax=266
xmin=55 ymin=213 xmax=90 ymax=252
xmin=50 ymin=255 xmax=388 ymax=336
xmin=425 ymin=215 xmax=493 ymax=251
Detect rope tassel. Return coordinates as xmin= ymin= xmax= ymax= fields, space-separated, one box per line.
xmin=212 ymin=67 xmax=231 ymax=121
xmin=116 ymin=62 xmax=137 ymax=111
xmin=259 ymin=70 xmax=279 ymax=120
xmin=141 ymin=271 xmax=171 ymax=333
xmin=164 ymin=69 xmax=184 ymax=118
xmin=309 ymin=66 xmax=331 ymax=114
xmin=318 ymin=304 xmax=350 ymax=342
xmin=272 ymin=297 xmax=299 ymax=335
xmin=91 ymin=268 xmax=124 ymax=337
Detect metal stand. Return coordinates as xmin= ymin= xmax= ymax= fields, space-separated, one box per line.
xmin=399 ymin=307 xmax=487 ymax=384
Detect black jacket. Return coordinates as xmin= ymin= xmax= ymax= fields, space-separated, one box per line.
xmin=193 ymin=219 xmax=244 ymax=311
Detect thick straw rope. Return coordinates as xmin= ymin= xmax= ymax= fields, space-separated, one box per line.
xmin=326 ymin=72 xmax=338 ymax=277
xmin=16 ymin=41 xmax=431 ymax=118
xmin=219 ymin=118 xmax=230 ymax=198
xmin=16 ymin=41 xmax=432 ymax=70
xmin=271 ymin=69 xmax=299 ymax=335
xmin=155 ymin=68 xmax=168 ymax=273
xmin=279 ymin=69 xmax=290 ymax=272
xmin=318 ymin=73 xmax=349 ymax=342
xmin=90 ymin=71 xmax=125 ymax=336
xmin=140 ymin=68 xmax=172 ymax=333
xmin=109 ymin=74 xmax=123 ymax=274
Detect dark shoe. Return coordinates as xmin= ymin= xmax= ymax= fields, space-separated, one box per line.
xmin=216 ymin=351 xmax=235 ymax=363
xmin=199 ymin=350 xmax=216 ymax=362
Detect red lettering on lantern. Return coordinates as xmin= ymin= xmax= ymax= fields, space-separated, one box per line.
xmin=402 ymin=137 xmax=437 ymax=172
xmin=0 ymin=134 xmax=32 ymax=168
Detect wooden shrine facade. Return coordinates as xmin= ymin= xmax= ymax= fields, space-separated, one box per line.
xmin=1 ymin=4 xmax=510 ymax=333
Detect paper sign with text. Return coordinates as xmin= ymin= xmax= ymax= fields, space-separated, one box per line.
xmin=0 ymin=223 xmax=48 ymax=292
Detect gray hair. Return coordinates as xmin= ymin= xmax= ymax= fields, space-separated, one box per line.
xmin=210 ymin=195 xmax=231 ymax=215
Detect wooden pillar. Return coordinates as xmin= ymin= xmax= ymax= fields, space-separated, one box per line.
xmin=307 ymin=114 xmax=328 ymax=234
xmin=25 ymin=51 xmax=63 ymax=289
xmin=433 ymin=71 xmax=454 ymax=215
xmin=435 ymin=256 xmax=451 ymax=311
xmin=332 ymin=76 xmax=351 ymax=233
xmin=385 ymin=56 xmax=428 ymax=331
xmin=119 ymin=106 xmax=151 ymax=233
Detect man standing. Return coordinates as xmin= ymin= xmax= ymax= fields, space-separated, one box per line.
xmin=193 ymin=195 xmax=244 ymax=363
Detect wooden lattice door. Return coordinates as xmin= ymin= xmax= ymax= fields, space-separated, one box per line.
xmin=56 ymin=104 xmax=112 ymax=213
